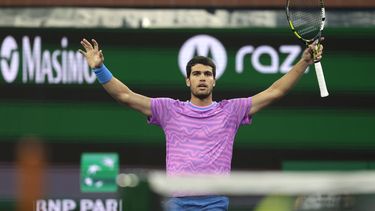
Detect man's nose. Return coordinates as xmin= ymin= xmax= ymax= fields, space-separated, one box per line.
xmin=199 ymin=74 xmax=207 ymax=80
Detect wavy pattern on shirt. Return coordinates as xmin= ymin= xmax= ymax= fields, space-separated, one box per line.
xmin=148 ymin=97 xmax=252 ymax=176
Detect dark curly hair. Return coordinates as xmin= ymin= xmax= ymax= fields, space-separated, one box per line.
xmin=185 ymin=56 xmax=216 ymax=78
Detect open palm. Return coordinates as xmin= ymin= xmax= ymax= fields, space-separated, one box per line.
xmin=79 ymin=38 xmax=104 ymax=69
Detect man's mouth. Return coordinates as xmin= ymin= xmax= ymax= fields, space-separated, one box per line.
xmin=198 ymin=84 xmax=208 ymax=88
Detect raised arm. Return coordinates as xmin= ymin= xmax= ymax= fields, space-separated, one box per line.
xmin=249 ymin=42 xmax=324 ymax=116
xmin=79 ymin=38 xmax=151 ymax=116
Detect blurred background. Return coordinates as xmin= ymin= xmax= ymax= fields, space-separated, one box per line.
xmin=0 ymin=0 xmax=375 ymax=210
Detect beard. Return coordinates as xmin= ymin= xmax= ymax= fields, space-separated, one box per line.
xmin=193 ymin=92 xmax=210 ymax=100
xmin=191 ymin=88 xmax=212 ymax=100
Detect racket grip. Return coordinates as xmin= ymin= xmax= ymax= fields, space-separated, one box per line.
xmin=314 ymin=61 xmax=329 ymax=97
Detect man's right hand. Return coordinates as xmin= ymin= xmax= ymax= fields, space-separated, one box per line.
xmin=79 ymin=38 xmax=104 ymax=69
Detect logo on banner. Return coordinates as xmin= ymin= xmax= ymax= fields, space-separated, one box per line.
xmin=178 ymin=34 xmax=227 ymax=79
xmin=35 ymin=153 xmax=122 ymax=211
xmin=0 ymin=35 xmax=95 ymax=84
xmin=80 ymin=153 xmax=119 ymax=192
xmin=178 ymin=35 xmax=304 ymax=79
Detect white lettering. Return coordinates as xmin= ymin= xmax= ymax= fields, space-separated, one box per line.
xmin=52 ymin=50 xmax=62 ymax=84
xmin=35 ymin=199 xmax=120 ymax=211
xmin=252 ymin=45 xmax=279 ymax=74
xmin=36 ymin=200 xmax=48 ymax=211
xmin=279 ymin=45 xmax=303 ymax=73
xmin=234 ymin=44 xmax=304 ymax=74
xmin=105 ymin=199 xmax=118 ymax=211
xmin=83 ymin=60 xmax=96 ymax=84
xmin=80 ymin=199 xmax=94 ymax=211
xmin=62 ymin=199 xmax=76 ymax=211
xmin=67 ymin=52 xmax=82 ymax=84
xmin=22 ymin=36 xmax=41 ymax=83
xmin=235 ymin=45 xmax=254 ymax=74
xmin=0 ymin=36 xmax=19 ymax=83
xmin=92 ymin=199 xmax=106 ymax=211
xmin=40 ymin=51 xmax=53 ymax=84
xmin=61 ymin=37 xmax=69 ymax=84
xmin=48 ymin=199 xmax=61 ymax=211
xmin=62 ymin=55 xmax=68 ymax=83
xmin=19 ymin=36 xmax=93 ymax=84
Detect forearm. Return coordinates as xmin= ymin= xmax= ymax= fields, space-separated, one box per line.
xmin=94 ymin=65 xmax=151 ymax=115
xmin=93 ymin=64 xmax=133 ymax=102
xmin=249 ymin=44 xmax=322 ymax=115
xmin=270 ymin=59 xmax=309 ymax=96
xmin=102 ymin=77 xmax=133 ymax=101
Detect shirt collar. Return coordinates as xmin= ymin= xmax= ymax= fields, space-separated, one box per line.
xmin=188 ymin=101 xmax=217 ymax=111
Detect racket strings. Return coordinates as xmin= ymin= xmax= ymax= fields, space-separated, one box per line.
xmin=288 ymin=0 xmax=323 ymax=41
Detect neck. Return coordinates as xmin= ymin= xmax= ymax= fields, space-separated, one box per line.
xmin=190 ymin=95 xmax=213 ymax=107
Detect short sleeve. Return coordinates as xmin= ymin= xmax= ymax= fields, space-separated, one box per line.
xmin=228 ymin=97 xmax=252 ymax=125
xmin=147 ymin=98 xmax=175 ymax=126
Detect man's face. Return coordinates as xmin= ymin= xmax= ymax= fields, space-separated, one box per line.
xmin=186 ymin=64 xmax=216 ymax=99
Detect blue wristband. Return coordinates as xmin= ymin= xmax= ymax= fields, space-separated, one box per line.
xmin=93 ymin=64 xmax=113 ymax=84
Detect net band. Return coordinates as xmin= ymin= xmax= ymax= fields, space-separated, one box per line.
xmin=148 ymin=171 xmax=375 ymax=196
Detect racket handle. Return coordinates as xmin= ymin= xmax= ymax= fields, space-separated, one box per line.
xmin=314 ymin=61 xmax=329 ymax=97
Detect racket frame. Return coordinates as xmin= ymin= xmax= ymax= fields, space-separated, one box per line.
xmin=286 ymin=0 xmax=329 ymax=97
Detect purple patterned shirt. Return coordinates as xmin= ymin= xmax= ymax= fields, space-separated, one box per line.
xmin=148 ymin=97 xmax=252 ymax=176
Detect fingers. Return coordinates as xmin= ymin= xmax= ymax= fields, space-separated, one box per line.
xmin=78 ymin=49 xmax=87 ymax=56
xmin=308 ymin=44 xmax=315 ymax=54
xmin=312 ymin=37 xmax=325 ymax=45
xmin=92 ymin=39 xmax=99 ymax=51
xmin=315 ymin=52 xmax=322 ymax=61
xmin=303 ymin=38 xmax=324 ymax=63
xmin=310 ymin=37 xmax=324 ymax=47
xmin=319 ymin=44 xmax=324 ymax=52
xmin=308 ymin=39 xmax=324 ymax=56
xmin=313 ymin=44 xmax=324 ymax=61
xmin=80 ymin=38 xmax=93 ymax=51
xmin=99 ymin=50 xmax=104 ymax=61
xmin=309 ymin=42 xmax=321 ymax=50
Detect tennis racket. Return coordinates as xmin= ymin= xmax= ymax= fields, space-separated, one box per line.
xmin=286 ymin=0 xmax=329 ymax=97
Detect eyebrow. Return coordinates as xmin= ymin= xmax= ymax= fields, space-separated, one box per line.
xmin=192 ymin=70 xmax=213 ymax=74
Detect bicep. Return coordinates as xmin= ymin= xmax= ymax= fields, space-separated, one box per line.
xmin=249 ymin=88 xmax=282 ymax=116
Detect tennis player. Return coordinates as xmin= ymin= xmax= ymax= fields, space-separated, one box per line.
xmin=80 ymin=38 xmax=323 ymax=211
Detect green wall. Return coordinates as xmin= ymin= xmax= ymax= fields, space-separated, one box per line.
xmin=1 ymin=28 xmax=374 ymax=149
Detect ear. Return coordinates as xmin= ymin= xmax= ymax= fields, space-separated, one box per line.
xmin=186 ymin=78 xmax=191 ymax=87
xmin=213 ymin=80 xmax=216 ymax=87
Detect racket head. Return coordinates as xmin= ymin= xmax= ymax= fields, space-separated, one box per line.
xmin=286 ymin=0 xmax=325 ymax=44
